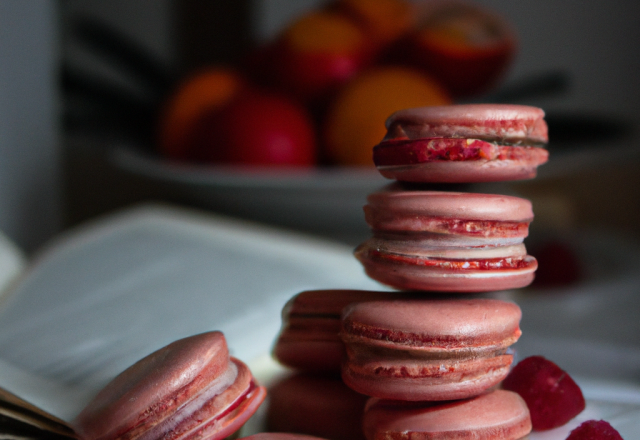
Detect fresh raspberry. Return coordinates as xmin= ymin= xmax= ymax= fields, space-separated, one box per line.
xmin=502 ymin=355 xmax=585 ymax=430
xmin=566 ymin=420 xmax=623 ymax=439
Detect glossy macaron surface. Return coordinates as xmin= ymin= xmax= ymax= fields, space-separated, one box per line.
xmin=357 ymin=188 xmax=537 ymax=292
xmin=273 ymin=290 xmax=404 ymax=372
xmin=267 ymin=373 xmax=368 ymax=440
xmin=340 ymin=299 xmax=521 ymax=400
xmin=373 ymin=104 xmax=548 ymax=182
xmin=73 ymin=332 xmax=265 ymax=440
xmin=383 ymin=104 xmax=548 ymax=144
xmin=341 ymin=298 xmax=522 ymax=352
xmin=363 ymin=390 xmax=532 ymax=440
xmin=364 ymin=189 xmax=533 ymax=242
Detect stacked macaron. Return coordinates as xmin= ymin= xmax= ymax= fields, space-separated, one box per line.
xmin=271 ymin=104 xmax=547 ymax=440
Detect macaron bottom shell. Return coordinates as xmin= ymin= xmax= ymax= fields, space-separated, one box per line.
xmin=272 ymin=338 xmax=345 ymax=372
xmin=363 ymin=389 xmax=532 ymax=440
xmin=138 ymin=358 xmax=266 ymax=440
xmin=342 ymin=351 xmax=513 ymax=401
xmin=376 ymin=156 xmax=546 ymax=183
xmin=355 ymin=245 xmax=537 ymax=292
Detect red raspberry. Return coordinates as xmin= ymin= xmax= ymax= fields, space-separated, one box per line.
xmin=566 ymin=420 xmax=623 ymax=439
xmin=502 ymin=355 xmax=585 ymax=430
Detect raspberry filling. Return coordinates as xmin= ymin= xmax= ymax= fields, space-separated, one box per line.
xmin=373 ymin=137 xmax=546 ymax=166
xmin=366 ymin=214 xmax=530 ymax=238
xmin=365 ymin=248 xmax=535 ymax=270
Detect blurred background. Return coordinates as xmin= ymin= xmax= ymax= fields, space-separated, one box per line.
xmin=1 ymin=0 xmax=639 ymax=254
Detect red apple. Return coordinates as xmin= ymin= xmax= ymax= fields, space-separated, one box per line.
xmin=194 ymin=90 xmax=316 ymax=167
xmin=158 ymin=68 xmax=244 ymax=161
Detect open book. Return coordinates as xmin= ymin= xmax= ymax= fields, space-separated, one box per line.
xmin=0 ymin=204 xmax=382 ymax=438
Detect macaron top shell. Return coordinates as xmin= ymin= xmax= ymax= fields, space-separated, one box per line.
xmin=281 ymin=290 xmax=398 ymax=318
xmin=341 ymin=299 xmax=521 ymax=350
xmin=363 ymin=390 xmax=532 ymax=440
xmin=241 ymin=434 xmax=329 ymax=440
xmin=74 ymin=332 xmax=233 ymax=440
xmin=383 ymin=104 xmax=548 ymax=144
xmin=365 ymin=188 xmax=533 ymax=223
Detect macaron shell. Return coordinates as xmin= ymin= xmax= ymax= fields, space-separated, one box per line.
xmin=341 ymin=299 xmax=522 ymax=350
xmin=355 ymin=244 xmax=537 ymax=292
xmin=365 ymin=190 xmax=533 ymax=224
xmin=148 ymin=358 xmax=266 ymax=440
xmin=241 ymin=434 xmax=329 ymax=440
xmin=173 ymin=359 xmax=266 ymax=440
xmin=74 ymin=332 xmax=231 ymax=440
xmin=384 ymin=104 xmax=548 ymax=143
xmin=273 ymin=290 xmax=412 ymax=371
xmin=281 ymin=290 xmax=399 ymax=317
xmin=340 ymin=299 xmax=521 ymax=400
xmin=376 ymin=155 xmax=547 ymax=182
xmin=342 ymin=354 xmax=512 ymax=401
xmin=363 ymin=390 xmax=532 ymax=440
xmin=267 ymin=374 xmax=368 ymax=440
xmin=273 ymin=338 xmax=345 ymax=372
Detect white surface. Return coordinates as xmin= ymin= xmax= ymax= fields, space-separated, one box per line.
xmin=0 ymin=204 xmax=382 ymax=420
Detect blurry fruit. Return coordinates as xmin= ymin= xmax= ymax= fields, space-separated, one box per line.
xmin=265 ymin=11 xmax=373 ymax=103
xmin=335 ymin=0 xmax=415 ymax=47
xmin=566 ymin=420 xmax=623 ymax=440
xmin=196 ymin=90 xmax=316 ymax=167
xmin=159 ymin=68 xmax=244 ymax=161
xmin=403 ymin=2 xmax=516 ymax=98
xmin=323 ymin=66 xmax=450 ymax=166
xmin=502 ymin=356 xmax=585 ymax=431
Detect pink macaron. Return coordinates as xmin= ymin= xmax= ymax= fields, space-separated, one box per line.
xmin=340 ymin=298 xmax=522 ymax=401
xmin=240 ymin=435 xmax=328 ymax=440
xmin=355 ymin=187 xmax=537 ymax=292
xmin=363 ymin=390 xmax=532 ymax=440
xmin=373 ymin=104 xmax=548 ymax=183
xmin=273 ymin=290 xmax=413 ymax=372
xmin=73 ymin=332 xmax=266 ymax=440
xmin=267 ymin=373 xmax=368 ymax=440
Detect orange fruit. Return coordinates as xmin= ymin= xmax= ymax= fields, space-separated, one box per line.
xmin=323 ymin=66 xmax=451 ymax=166
xmin=158 ymin=68 xmax=243 ymax=161
xmin=266 ymin=11 xmax=372 ymax=103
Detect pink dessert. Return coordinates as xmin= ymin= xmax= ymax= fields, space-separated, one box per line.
xmin=272 ymin=290 xmax=409 ymax=372
xmin=73 ymin=332 xmax=266 ymax=440
xmin=502 ymin=355 xmax=585 ymax=431
xmin=566 ymin=420 xmax=623 ymax=440
xmin=340 ymin=298 xmax=522 ymax=401
xmin=363 ymin=390 xmax=532 ymax=440
xmin=355 ymin=188 xmax=537 ymax=292
xmin=267 ymin=373 xmax=368 ymax=440
xmin=241 ymin=434 xmax=328 ymax=440
xmin=373 ymin=104 xmax=548 ymax=183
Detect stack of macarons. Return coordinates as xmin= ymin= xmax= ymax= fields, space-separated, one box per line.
xmin=271 ymin=104 xmax=549 ymax=440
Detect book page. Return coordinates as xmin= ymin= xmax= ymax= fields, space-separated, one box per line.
xmin=0 ymin=204 xmax=381 ymax=422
